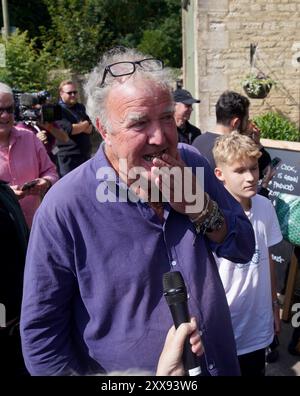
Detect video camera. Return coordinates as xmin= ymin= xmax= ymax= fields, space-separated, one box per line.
xmin=13 ymin=89 xmax=62 ymax=123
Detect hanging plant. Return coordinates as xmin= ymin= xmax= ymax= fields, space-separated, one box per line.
xmin=242 ymin=72 xmax=276 ymax=99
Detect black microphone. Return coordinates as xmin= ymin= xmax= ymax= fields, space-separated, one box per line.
xmin=163 ymin=271 xmax=202 ymax=376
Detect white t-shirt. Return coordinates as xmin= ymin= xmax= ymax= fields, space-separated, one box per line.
xmin=215 ymin=194 xmax=282 ymax=355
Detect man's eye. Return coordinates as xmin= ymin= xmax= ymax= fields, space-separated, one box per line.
xmin=131 ymin=121 xmax=147 ymax=128
xmin=161 ymin=114 xmax=174 ymax=121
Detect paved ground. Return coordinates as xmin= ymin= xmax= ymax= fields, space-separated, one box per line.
xmin=266 ymin=321 xmax=300 ymax=376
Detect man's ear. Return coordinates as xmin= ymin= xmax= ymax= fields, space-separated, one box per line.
xmin=230 ymin=117 xmax=240 ymax=131
xmin=96 ymin=118 xmax=111 ymax=146
xmin=214 ymin=167 xmax=225 ymax=182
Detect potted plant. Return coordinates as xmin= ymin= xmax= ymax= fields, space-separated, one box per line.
xmin=241 ymin=72 xmax=276 ymax=99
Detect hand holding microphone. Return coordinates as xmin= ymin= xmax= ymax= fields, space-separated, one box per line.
xmin=162 ymin=271 xmax=203 ymax=376
xmin=156 ymin=317 xmax=203 ymax=376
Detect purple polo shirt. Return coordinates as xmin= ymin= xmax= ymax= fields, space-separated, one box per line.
xmin=21 ymin=143 xmax=255 ymax=376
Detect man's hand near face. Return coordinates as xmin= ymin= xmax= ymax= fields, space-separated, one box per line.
xmin=151 ymin=152 xmax=227 ymax=243
xmin=151 ymin=151 xmax=204 ymax=216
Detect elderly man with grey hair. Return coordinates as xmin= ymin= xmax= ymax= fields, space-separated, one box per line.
xmin=20 ymin=47 xmax=255 ymax=376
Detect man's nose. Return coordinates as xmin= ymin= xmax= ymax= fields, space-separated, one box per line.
xmin=148 ymin=122 xmax=166 ymax=145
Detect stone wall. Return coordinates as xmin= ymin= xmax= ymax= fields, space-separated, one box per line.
xmin=184 ymin=0 xmax=300 ymax=132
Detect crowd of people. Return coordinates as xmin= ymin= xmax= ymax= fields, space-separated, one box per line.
xmin=1 ymin=46 xmax=299 ymax=378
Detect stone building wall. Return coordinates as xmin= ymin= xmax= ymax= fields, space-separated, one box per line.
xmin=183 ymin=0 xmax=300 ymax=132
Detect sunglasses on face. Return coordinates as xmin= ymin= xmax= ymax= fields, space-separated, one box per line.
xmin=63 ymin=90 xmax=78 ymax=96
xmin=0 ymin=105 xmax=14 ymax=115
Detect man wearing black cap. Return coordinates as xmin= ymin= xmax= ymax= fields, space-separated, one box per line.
xmin=173 ymin=88 xmax=201 ymax=145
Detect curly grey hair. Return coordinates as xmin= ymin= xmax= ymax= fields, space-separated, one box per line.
xmin=0 ymin=82 xmax=13 ymax=97
xmin=84 ymin=47 xmax=175 ymax=132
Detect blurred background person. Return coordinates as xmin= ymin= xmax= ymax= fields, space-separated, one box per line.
xmin=16 ymin=119 xmax=69 ymax=166
xmin=0 ymin=82 xmax=58 ymax=228
xmin=56 ymin=80 xmax=93 ymax=177
xmin=14 ymin=90 xmax=69 ymax=165
xmin=193 ymin=90 xmax=274 ymax=197
xmin=173 ymin=88 xmax=201 ymax=144
xmin=0 ymin=179 xmax=29 ymax=376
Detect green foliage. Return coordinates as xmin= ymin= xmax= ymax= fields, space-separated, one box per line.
xmin=138 ymin=9 xmax=182 ymax=67
xmin=0 ymin=30 xmax=47 ymax=91
xmin=253 ymin=112 xmax=300 ymax=142
xmin=0 ymin=30 xmax=64 ymax=94
xmin=42 ymin=0 xmax=110 ymax=74
xmin=1 ymin=0 xmax=51 ymax=43
xmin=0 ymin=0 xmax=182 ymax=83
xmin=110 ymin=0 xmax=182 ymax=67
xmin=41 ymin=0 xmax=181 ymax=73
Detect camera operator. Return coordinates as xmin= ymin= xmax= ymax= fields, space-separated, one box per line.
xmin=32 ymin=120 xmax=68 ymax=162
xmin=56 ymin=80 xmax=93 ymax=177
xmin=17 ymin=120 xmax=69 ymax=163
xmin=15 ymin=98 xmax=69 ymax=163
xmin=0 ymin=83 xmax=58 ymax=228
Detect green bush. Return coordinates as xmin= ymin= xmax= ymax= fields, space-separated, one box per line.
xmin=253 ymin=112 xmax=300 ymax=142
xmin=0 ymin=29 xmax=61 ymax=94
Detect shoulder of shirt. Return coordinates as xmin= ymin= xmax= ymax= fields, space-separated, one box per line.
xmin=252 ymin=193 xmax=271 ymax=205
xmin=252 ymin=194 xmax=276 ymax=214
xmin=59 ymin=101 xmax=84 ymax=110
xmin=72 ymin=102 xmax=85 ymax=111
xmin=178 ymin=142 xmax=205 ymax=159
xmin=193 ymin=131 xmax=219 ymax=144
xmin=178 ymin=142 xmax=212 ymax=168
xmin=251 ymin=195 xmax=281 ymax=240
xmin=40 ymin=146 xmax=105 ymax=208
xmin=37 ymin=160 xmax=95 ymax=220
xmin=186 ymin=121 xmax=201 ymax=132
xmin=12 ymin=126 xmax=37 ymax=139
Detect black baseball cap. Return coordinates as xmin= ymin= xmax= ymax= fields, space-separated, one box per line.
xmin=173 ymin=88 xmax=200 ymax=104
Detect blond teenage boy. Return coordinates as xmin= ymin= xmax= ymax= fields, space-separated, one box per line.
xmin=212 ymin=132 xmax=282 ymax=376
